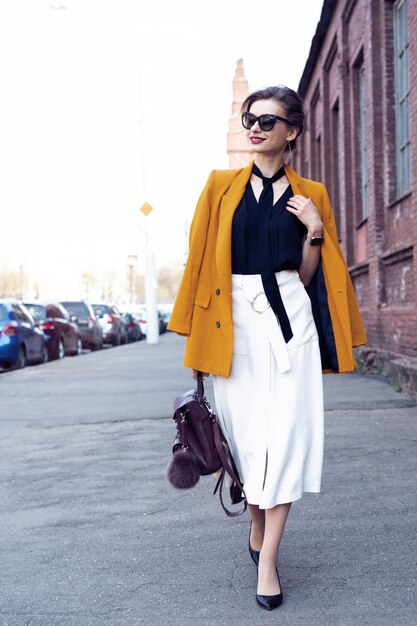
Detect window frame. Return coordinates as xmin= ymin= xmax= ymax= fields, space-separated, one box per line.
xmin=358 ymin=63 xmax=369 ymax=220
xmin=393 ymin=0 xmax=411 ymax=196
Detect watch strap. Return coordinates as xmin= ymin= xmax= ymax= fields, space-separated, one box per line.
xmin=306 ymin=234 xmax=324 ymax=246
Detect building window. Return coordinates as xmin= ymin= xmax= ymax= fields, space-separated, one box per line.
xmin=309 ymin=84 xmax=320 ymax=181
xmin=358 ymin=64 xmax=368 ymax=219
xmin=331 ymin=100 xmax=341 ymax=231
xmin=315 ymin=134 xmax=322 ymax=182
xmin=394 ymin=0 xmax=411 ymax=196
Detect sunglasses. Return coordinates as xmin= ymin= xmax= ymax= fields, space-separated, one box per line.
xmin=241 ymin=111 xmax=290 ymax=131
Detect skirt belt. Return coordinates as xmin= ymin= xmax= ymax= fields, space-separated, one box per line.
xmin=235 ymin=273 xmax=292 ymax=374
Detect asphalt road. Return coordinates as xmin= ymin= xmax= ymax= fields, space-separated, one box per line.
xmin=0 ymin=333 xmax=416 ymax=625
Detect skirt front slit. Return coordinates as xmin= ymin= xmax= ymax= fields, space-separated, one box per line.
xmin=212 ymin=270 xmax=324 ymax=509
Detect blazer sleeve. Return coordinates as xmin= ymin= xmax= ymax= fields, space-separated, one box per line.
xmin=320 ymin=184 xmax=367 ymax=348
xmin=167 ymin=171 xmax=215 ymax=336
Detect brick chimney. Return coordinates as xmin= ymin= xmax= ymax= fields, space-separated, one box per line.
xmin=227 ymin=59 xmax=252 ymax=168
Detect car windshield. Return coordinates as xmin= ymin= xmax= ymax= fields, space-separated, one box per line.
xmin=0 ymin=304 xmax=8 ymax=323
xmin=92 ymin=304 xmax=110 ymax=317
xmin=61 ymin=302 xmax=89 ymax=319
xmin=25 ymin=304 xmax=47 ymax=322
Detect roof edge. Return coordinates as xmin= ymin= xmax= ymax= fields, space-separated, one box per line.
xmin=298 ymin=0 xmax=338 ymax=98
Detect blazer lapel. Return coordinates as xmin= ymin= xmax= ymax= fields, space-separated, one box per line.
xmin=216 ymin=163 xmax=253 ymax=279
xmin=284 ymin=163 xmax=307 ymax=196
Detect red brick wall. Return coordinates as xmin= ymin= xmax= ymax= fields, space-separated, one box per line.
xmin=227 ymin=60 xmax=252 ymax=168
xmin=296 ymin=0 xmax=417 ymax=359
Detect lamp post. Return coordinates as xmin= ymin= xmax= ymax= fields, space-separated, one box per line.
xmin=19 ymin=265 xmax=23 ymax=300
xmin=137 ymin=65 xmax=158 ymax=344
xmin=126 ymin=254 xmax=137 ymax=304
xmin=139 ymin=203 xmax=159 ymax=345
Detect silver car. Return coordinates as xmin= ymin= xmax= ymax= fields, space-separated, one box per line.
xmin=91 ymin=303 xmax=127 ymax=346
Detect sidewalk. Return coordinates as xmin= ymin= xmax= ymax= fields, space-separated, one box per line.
xmin=0 ymin=333 xmax=416 ymax=625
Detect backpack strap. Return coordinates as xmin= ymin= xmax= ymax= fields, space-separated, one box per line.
xmin=212 ymin=418 xmax=247 ymax=517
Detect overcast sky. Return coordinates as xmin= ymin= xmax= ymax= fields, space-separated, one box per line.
xmin=0 ymin=0 xmax=324 ymax=297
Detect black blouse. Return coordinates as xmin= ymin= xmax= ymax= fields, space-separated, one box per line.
xmin=231 ymin=181 xmax=307 ymax=275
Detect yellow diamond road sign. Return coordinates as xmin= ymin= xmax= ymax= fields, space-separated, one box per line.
xmin=140 ymin=202 xmax=153 ymax=216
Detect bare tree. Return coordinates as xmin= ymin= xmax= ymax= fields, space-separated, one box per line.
xmin=157 ymin=266 xmax=182 ymax=301
xmin=0 ymin=271 xmax=27 ymax=298
xmin=81 ymin=271 xmax=98 ymax=300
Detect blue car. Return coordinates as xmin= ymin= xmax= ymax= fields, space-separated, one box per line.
xmin=0 ymin=300 xmax=48 ymax=370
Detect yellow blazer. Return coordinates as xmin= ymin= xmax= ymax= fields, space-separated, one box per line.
xmin=168 ymin=163 xmax=366 ymax=377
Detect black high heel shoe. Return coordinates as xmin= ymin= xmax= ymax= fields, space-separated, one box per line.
xmin=248 ymin=522 xmax=260 ymax=566
xmin=256 ymin=567 xmax=283 ymax=610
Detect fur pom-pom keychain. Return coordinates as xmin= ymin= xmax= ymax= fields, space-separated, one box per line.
xmin=167 ymin=447 xmax=201 ymax=489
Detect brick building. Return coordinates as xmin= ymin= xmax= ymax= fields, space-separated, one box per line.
xmin=294 ymin=0 xmax=417 ymax=394
xmin=227 ymin=59 xmax=252 ymax=168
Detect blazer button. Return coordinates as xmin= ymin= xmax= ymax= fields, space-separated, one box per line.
xmin=215 ymin=288 xmax=221 ymax=296
xmin=216 ymin=321 xmax=221 ymax=328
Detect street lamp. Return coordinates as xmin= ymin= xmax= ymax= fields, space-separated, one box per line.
xmin=19 ymin=264 xmax=24 ymax=300
xmin=126 ymin=254 xmax=137 ymax=304
xmin=139 ymin=203 xmax=159 ymax=345
xmin=137 ymin=65 xmax=158 ymax=344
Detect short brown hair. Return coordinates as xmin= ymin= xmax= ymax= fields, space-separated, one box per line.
xmin=241 ymin=85 xmax=305 ymax=151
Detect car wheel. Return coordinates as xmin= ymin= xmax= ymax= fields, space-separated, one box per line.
xmin=54 ymin=338 xmax=65 ymax=360
xmin=10 ymin=346 xmax=26 ymax=370
xmin=112 ymin=333 xmax=121 ymax=347
xmin=41 ymin=345 xmax=49 ymax=364
xmin=69 ymin=337 xmax=82 ymax=356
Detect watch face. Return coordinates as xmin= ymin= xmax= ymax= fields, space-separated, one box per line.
xmin=310 ymin=237 xmax=324 ymax=246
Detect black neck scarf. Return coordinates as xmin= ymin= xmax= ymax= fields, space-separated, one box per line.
xmin=252 ymin=163 xmax=293 ymax=343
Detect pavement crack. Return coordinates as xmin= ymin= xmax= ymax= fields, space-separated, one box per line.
xmin=144 ymin=492 xmax=195 ymax=515
xmin=325 ymin=401 xmax=416 ymax=411
xmin=29 ymin=416 xmax=171 ymax=429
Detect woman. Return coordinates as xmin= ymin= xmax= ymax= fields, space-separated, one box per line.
xmin=168 ymin=85 xmax=366 ymax=610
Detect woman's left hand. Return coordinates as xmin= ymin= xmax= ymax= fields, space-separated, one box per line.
xmin=286 ymin=195 xmax=323 ymax=235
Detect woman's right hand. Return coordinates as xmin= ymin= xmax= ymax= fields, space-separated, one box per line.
xmin=192 ymin=369 xmax=209 ymax=380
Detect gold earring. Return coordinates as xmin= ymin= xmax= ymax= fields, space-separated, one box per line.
xmin=287 ymin=140 xmax=292 ymax=156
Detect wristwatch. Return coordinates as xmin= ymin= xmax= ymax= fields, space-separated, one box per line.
xmin=306 ymin=234 xmax=324 ymax=246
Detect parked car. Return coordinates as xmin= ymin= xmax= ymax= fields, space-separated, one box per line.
xmin=159 ymin=310 xmax=168 ymax=334
xmin=60 ymin=301 xmax=103 ymax=351
xmin=133 ymin=307 xmax=167 ymax=337
xmin=91 ymin=303 xmax=127 ymax=346
xmin=123 ymin=312 xmax=144 ymax=342
xmin=158 ymin=305 xmax=173 ymax=330
xmin=24 ymin=301 xmax=82 ymax=360
xmin=132 ymin=309 xmax=147 ymax=336
xmin=0 ymin=299 xmax=48 ymax=370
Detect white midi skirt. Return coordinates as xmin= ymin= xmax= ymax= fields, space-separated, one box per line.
xmin=213 ymin=270 xmax=324 ymax=509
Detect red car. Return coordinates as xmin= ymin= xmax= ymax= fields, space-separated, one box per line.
xmin=25 ymin=302 xmax=83 ymax=360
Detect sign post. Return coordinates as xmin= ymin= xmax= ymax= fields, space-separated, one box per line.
xmin=139 ymin=203 xmax=159 ymax=345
